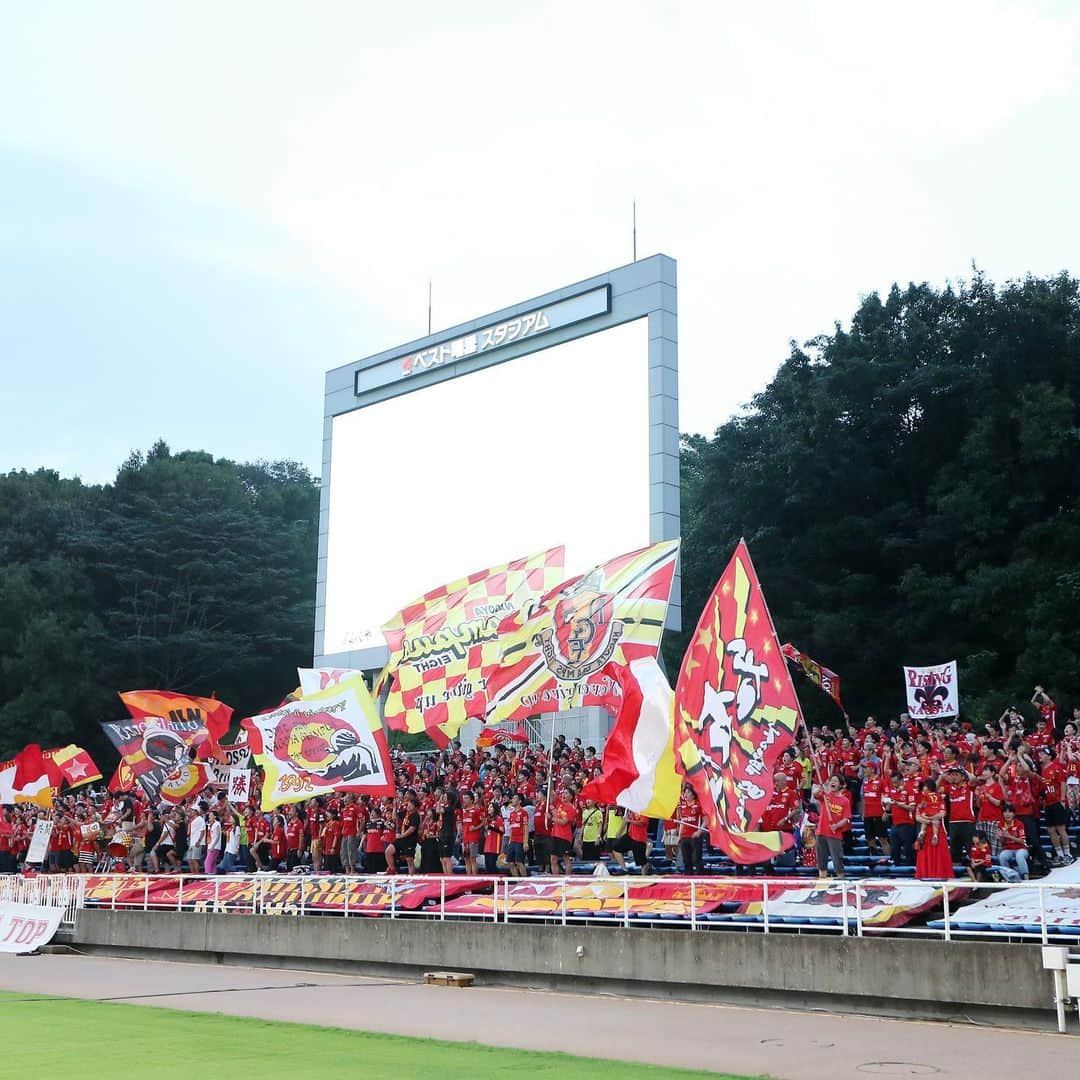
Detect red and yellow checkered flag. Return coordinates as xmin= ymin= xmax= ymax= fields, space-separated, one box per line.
xmin=379 ymin=547 xmax=566 ymax=737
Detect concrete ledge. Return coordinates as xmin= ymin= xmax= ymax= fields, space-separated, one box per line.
xmin=74 ymin=910 xmax=1057 ymax=1028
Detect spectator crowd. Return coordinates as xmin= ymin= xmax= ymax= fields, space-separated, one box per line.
xmin=1 ymin=688 xmax=1078 ymax=885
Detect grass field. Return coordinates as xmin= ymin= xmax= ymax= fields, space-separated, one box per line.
xmin=0 ymin=991 xmax=759 ymax=1079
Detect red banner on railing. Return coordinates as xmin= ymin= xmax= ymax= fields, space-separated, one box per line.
xmin=81 ymin=875 xmax=482 ymax=915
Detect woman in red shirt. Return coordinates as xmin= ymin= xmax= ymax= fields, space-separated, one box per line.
xmin=481 ymin=800 xmax=504 ymax=875
xmin=269 ymin=814 xmax=287 ymax=870
xmin=914 ymin=779 xmax=953 ymax=879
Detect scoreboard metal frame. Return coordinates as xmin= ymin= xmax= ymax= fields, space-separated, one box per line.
xmin=315 ymin=253 xmax=680 ymax=668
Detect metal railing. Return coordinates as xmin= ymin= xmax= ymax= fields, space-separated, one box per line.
xmin=5 ymin=871 xmax=1078 ymax=942
xmin=0 ymin=873 xmax=86 ymax=927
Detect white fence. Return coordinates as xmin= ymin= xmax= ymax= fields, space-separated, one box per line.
xmin=5 ymin=872 xmax=1079 ymax=943
xmin=0 ymin=874 xmax=85 ymax=928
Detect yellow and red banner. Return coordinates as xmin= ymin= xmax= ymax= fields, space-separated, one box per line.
xmin=242 ymin=676 xmax=394 ymax=810
xmin=674 ymin=540 xmax=801 ymax=864
xmin=483 ymin=540 xmax=679 ymax=725
xmin=44 ymin=745 xmax=102 ymax=788
xmin=379 ymin=547 xmax=566 ymax=737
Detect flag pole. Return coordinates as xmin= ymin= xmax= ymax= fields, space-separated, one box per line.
xmin=544 ymin=709 xmax=558 ymax=822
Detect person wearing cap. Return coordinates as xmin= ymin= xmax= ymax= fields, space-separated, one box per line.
xmin=859 ymin=759 xmax=889 ymax=858
xmin=941 ymin=765 xmax=976 ymax=863
xmin=996 ymin=805 xmax=1029 ymax=880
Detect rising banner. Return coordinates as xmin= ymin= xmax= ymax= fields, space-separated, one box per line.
xmin=674 ymin=540 xmax=801 ymax=864
xmin=483 ymin=540 xmax=679 ymax=725
xmin=902 ymin=661 xmax=959 ymax=718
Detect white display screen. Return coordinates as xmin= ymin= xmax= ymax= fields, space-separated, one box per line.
xmin=323 ymin=318 xmax=651 ymax=655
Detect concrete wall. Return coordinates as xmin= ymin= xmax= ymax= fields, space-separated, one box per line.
xmin=75 ymin=909 xmax=1056 ymax=1028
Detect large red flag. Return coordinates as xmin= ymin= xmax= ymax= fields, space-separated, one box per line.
xmin=5 ymin=745 xmax=65 ymax=808
xmin=674 ymin=540 xmax=802 ymax=864
xmin=119 ymin=690 xmax=233 ymax=760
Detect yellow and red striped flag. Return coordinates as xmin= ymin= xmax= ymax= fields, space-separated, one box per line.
xmin=674 ymin=540 xmax=802 ymax=864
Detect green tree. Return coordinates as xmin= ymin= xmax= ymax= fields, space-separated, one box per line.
xmin=676 ymin=271 xmax=1080 ymax=725
xmin=0 ymin=447 xmax=320 ymax=758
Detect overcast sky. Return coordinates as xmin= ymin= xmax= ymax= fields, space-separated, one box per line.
xmin=2 ymin=2 xmax=1078 ymax=484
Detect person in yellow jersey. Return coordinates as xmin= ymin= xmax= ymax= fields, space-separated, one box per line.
xmin=604 ymin=804 xmax=625 ymax=863
xmin=579 ymin=799 xmax=604 ymax=861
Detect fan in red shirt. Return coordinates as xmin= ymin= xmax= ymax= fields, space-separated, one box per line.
xmin=549 ymin=788 xmax=577 ymax=876
xmin=321 ymin=810 xmax=342 ymax=873
xmin=340 ymin=794 xmax=360 ymax=874
xmin=998 ymin=806 xmax=1030 ymax=880
xmin=269 ymin=814 xmax=287 ymax=867
xmin=248 ymin=812 xmax=271 ymax=871
xmin=1038 ymin=747 xmax=1073 ymax=865
xmin=941 ymin=767 xmax=976 ymax=863
xmin=1031 ymin=686 xmax=1057 ymax=737
xmin=813 ymin=776 xmax=851 ymax=878
xmin=506 ymin=794 xmax=530 ymax=877
xmin=967 ymin=834 xmax=994 ymax=881
xmin=459 ymin=792 xmax=484 ymax=875
xmin=914 ymin=780 xmax=952 ymax=880
xmin=285 ymin=809 xmax=304 ymax=871
xmin=676 ymin=785 xmax=706 ymax=875
xmin=975 ymin=767 xmax=1006 ymax=854
xmin=481 ymin=800 xmax=505 ymax=874
xmin=859 ymin=763 xmax=889 ymax=858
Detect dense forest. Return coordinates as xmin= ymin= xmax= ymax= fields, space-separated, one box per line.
xmin=0 ymin=445 xmax=319 ymax=760
xmin=672 ymin=270 xmax=1080 ymax=725
xmin=3 ymin=270 xmax=1079 ymax=758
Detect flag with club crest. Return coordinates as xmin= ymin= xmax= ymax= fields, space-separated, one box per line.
xmin=674 ymin=540 xmax=802 ymax=864
xmin=483 ymin=540 xmax=679 ymax=726
xmin=242 ymin=676 xmax=394 ymax=810
xmin=379 ymin=547 xmax=566 ymax=738
xmin=101 ymin=715 xmax=212 ymax=803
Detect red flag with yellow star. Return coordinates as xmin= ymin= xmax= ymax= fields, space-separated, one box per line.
xmin=673 ymin=540 xmax=802 ymax=864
